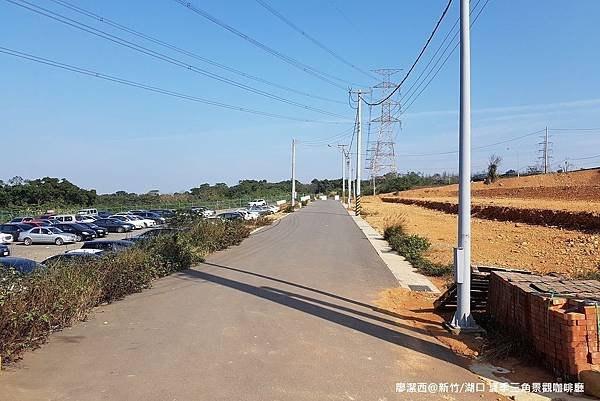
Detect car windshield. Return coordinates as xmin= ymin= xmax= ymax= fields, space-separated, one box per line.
xmin=48 ymin=227 xmax=63 ymax=234
xmin=70 ymin=224 xmax=89 ymax=231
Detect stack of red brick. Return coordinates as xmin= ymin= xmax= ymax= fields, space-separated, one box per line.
xmin=488 ymin=271 xmax=600 ymax=378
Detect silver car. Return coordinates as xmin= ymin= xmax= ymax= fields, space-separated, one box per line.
xmin=18 ymin=226 xmax=77 ymax=246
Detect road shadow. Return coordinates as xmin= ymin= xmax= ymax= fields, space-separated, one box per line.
xmin=179 ymin=266 xmax=470 ymax=369
xmin=201 ymin=261 xmax=405 ymax=320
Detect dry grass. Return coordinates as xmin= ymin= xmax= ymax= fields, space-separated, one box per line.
xmin=361 ymin=195 xmax=600 ymax=278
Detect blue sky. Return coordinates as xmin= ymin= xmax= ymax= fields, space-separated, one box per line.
xmin=1 ymin=0 xmax=599 ymax=193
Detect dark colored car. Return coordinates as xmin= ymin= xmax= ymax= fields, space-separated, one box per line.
xmin=9 ymin=217 xmax=34 ymax=223
xmin=0 ymin=244 xmax=9 ymax=257
xmin=127 ymin=228 xmax=176 ymax=243
xmin=53 ymin=223 xmax=97 ymax=242
xmin=149 ymin=209 xmax=175 ymax=218
xmin=134 ymin=211 xmax=166 ymax=224
xmin=42 ymin=252 xmax=105 ymax=266
xmin=93 ymin=218 xmax=134 ymax=233
xmin=78 ymin=222 xmax=108 ymax=238
xmin=97 ymin=211 xmax=113 ymax=218
xmin=0 ymin=223 xmax=34 ymax=241
xmin=21 ymin=220 xmax=51 ymax=227
xmin=80 ymin=240 xmax=134 ymax=253
xmin=0 ymin=257 xmax=44 ymax=274
xmin=216 ymin=212 xmax=244 ymax=221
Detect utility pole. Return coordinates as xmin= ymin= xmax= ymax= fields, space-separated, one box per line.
xmin=448 ymin=0 xmax=478 ymax=333
xmin=355 ymin=90 xmax=362 ymax=216
xmin=544 ymin=126 xmax=549 ymax=174
xmin=346 ymin=154 xmax=351 ymax=205
xmin=329 ymin=144 xmax=348 ymax=203
xmin=291 ymin=138 xmax=296 ymax=207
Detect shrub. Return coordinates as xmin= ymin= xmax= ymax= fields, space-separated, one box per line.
xmin=384 ymin=224 xmax=452 ymax=277
xmin=282 ymin=204 xmax=294 ymax=213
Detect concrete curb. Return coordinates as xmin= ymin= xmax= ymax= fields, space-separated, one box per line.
xmin=346 ymin=208 xmax=440 ymax=293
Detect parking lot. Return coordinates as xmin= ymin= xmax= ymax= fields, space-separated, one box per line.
xmin=5 ymin=228 xmax=152 ymax=262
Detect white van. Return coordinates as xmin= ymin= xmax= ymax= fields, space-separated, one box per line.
xmin=77 ymin=208 xmax=98 ymax=216
xmin=54 ymin=214 xmax=95 ymax=224
xmin=53 ymin=214 xmax=77 ymax=223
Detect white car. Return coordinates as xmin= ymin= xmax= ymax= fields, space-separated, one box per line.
xmin=0 ymin=233 xmax=14 ymax=244
xmin=129 ymin=215 xmax=156 ymax=228
xmin=247 ymin=199 xmax=266 ymax=207
xmin=109 ymin=215 xmax=146 ymax=229
xmin=65 ymin=248 xmax=105 ymax=255
xmin=266 ymin=205 xmax=279 ymax=213
xmin=236 ymin=209 xmax=259 ymax=220
xmin=18 ymin=227 xmax=77 ymax=246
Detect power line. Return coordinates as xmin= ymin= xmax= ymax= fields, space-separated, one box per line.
xmin=396 ymin=128 xmax=546 ymax=157
xmin=299 ymin=127 xmax=355 ymax=145
xmin=170 ymin=0 xmax=354 ymax=90
xmin=361 ymin=0 xmax=453 ymax=107
xmin=254 ymin=0 xmax=375 ymax=80
xmin=6 ymin=0 xmax=346 ymax=119
xmin=48 ymin=0 xmax=345 ymax=105
xmin=399 ymin=0 xmax=491 ymax=115
xmin=0 ymin=46 xmax=346 ymax=124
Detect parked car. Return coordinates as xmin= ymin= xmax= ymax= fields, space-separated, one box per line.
xmin=97 ymin=211 xmax=113 ymax=218
xmin=110 ymin=215 xmax=146 ymax=229
xmin=248 ymin=206 xmax=273 ymax=216
xmin=149 ymin=209 xmax=175 ymax=218
xmin=9 ymin=216 xmax=34 ymax=223
xmin=77 ymin=208 xmax=98 ymax=216
xmin=191 ymin=206 xmax=216 ymax=218
xmin=43 ymin=251 xmax=104 ymax=266
xmin=236 ymin=209 xmax=259 ymax=220
xmin=21 ymin=220 xmax=51 ymax=227
xmin=0 ymin=223 xmax=35 ymax=242
xmin=0 ymin=257 xmax=44 ymax=274
xmin=31 ymin=219 xmax=54 ymax=226
xmin=76 ymin=240 xmax=134 ymax=253
xmin=215 ymin=212 xmax=244 ymax=221
xmin=52 ymin=223 xmax=97 ymax=242
xmin=127 ymin=228 xmax=176 ymax=243
xmin=134 ymin=211 xmax=166 ymax=224
xmin=93 ymin=218 xmax=134 ymax=233
xmin=19 ymin=226 xmax=77 ymax=246
xmin=266 ymin=205 xmax=279 ymax=213
xmin=0 ymin=244 xmax=9 ymax=257
xmin=1 ymin=233 xmax=14 ymax=244
xmin=78 ymin=222 xmax=108 ymax=237
xmin=247 ymin=199 xmax=266 ymax=207
xmin=52 ymin=214 xmax=94 ymax=224
xmin=128 ymin=215 xmax=157 ymax=227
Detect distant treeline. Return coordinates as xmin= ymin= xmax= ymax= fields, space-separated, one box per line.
xmin=0 ymin=173 xmax=458 ymax=211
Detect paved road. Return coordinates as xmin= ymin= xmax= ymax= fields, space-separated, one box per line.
xmin=1 ymin=201 xmax=497 ymax=401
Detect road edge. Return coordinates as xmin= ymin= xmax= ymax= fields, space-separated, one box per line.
xmin=344 ymin=206 xmax=440 ymax=293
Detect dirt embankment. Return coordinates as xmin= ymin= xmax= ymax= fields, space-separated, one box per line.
xmin=381 ymin=169 xmax=600 ymax=232
xmin=381 ymin=197 xmax=600 ymax=232
xmin=361 ymin=196 xmax=600 ymax=278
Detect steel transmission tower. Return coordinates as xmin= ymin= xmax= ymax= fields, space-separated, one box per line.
xmin=538 ymin=126 xmax=553 ymax=173
xmin=366 ymin=69 xmax=401 ymax=193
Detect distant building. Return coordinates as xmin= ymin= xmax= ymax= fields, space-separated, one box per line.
xmin=147 ymin=189 xmax=160 ymax=196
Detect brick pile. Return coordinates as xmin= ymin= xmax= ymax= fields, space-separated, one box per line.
xmin=488 ymin=271 xmax=600 ymax=378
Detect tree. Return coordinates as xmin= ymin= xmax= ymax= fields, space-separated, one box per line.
xmin=485 ymin=154 xmax=502 ymax=184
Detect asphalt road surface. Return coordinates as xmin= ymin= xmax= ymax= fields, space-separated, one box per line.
xmin=1 ymin=201 xmax=498 ymax=401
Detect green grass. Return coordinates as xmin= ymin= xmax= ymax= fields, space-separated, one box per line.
xmin=383 ymin=225 xmax=453 ymax=277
